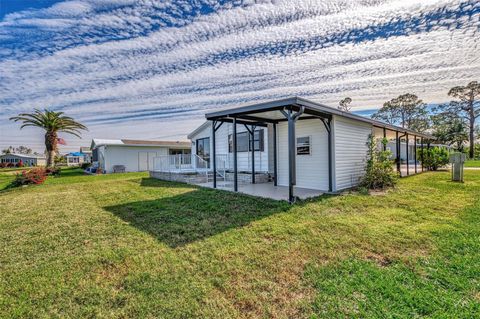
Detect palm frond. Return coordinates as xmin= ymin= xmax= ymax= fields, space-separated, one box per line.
xmin=10 ymin=108 xmax=88 ymax=136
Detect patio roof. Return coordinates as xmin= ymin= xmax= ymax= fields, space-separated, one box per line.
xmin=205 ymin=96 xmax=435 ymax=139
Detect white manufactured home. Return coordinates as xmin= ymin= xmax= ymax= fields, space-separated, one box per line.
xmin=0 ymin=153 xmax=46 ymax=166
xmin=150 ymin=97 xmax=434 ymax=203
xmin=91 ymin=139 xmax=191 ymax=173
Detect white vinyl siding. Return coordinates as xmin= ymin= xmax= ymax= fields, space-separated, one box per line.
xmin=267 ymin=125 xmax=275 ymax=173
xmin=97 ymin=146 xmax=106 ymax=171
xmin=104 ymin=146 xmax=168 ymax=173
xmin=277 ymin=119 xmax=329 ymax=190
xmin=333 ymin=116 xmax=372 ymax=190
xmin=190 ymin=122 xmax=269 ymax=172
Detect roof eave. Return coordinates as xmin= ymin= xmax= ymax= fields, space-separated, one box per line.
xmin=187 ymin=121 xmax=211 ymax=139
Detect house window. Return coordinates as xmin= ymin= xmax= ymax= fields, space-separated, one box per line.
xmin=228 ymin=129 xmax=264 ymax=152
xmin=251 ymin=129 xmax=264 ymax=152
xmin=296 ymin=136 xmax=311 ymax=155
xmin=169 ymin=148 xmax=191 ymax=164
xmin=169 ymin=149 xmax=191 ymax=156
xmin=196 ymin=137 xmax=210 ymax=166
xmin=229 ymin=132 xmax=248 ymax=152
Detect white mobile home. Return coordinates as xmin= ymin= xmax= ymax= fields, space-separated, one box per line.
xmin=152 ymin=97 xmax=434 ymax=202
xmin=0 ymin=153 xmax=46 ymax=166
xmin=91 ymin=139 xmax=191 ymax=173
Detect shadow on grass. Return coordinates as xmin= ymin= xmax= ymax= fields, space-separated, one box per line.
xmin=55 ymin=168 xmax=85 ymax=178
xmin=104 ymin=181 xmax=291 ymax=248
xmin=139 ymin=177 xmax=196 ymax=189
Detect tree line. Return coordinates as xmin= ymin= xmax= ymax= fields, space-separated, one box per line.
xmin=338 ymin=81 xmax=480 ymax=159
xmin=1 ymin=145 xmax=42 ymax=156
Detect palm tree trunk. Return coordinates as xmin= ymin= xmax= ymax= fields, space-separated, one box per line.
xmin=45 ymin=131 xmax=58 ymax=167
xmin=47 ymin=149 xmax=56 ymax=167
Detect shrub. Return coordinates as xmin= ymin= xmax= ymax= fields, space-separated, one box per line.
xmin=54 ymin=155 xmax=67 ymax=165
xmin=13 ymin=168 xmax=47 ymax=186
xmin=81 ymin=162 xmax=91 ymax=170
xmin=16 ymin=160 xmax=24 ymax=167
xmin=360 ymin=135 xmax=398 ymax=190
xmin=0 ymin=163 xmax=6 ymax=168
xmin=6 ymin=163 xmax=14 ymax=168
xmin=464 ymin=144 xmax=480 ymax=159
xmin=45 ymin=167 xmax=61 ymax=176
xmin=417 ymin=147 xmax=449 ymax=171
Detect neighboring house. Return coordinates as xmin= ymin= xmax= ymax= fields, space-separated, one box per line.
xmin=90 ymin=139 xmax=191 ymax=173
xmin=66 ymin=152 xmax=86 ymax=166
xmin=152 ymin=97 xmax=435 ymax=202
xmin=66 ymin=147 xmax=93 ymax=166
xmin=0 ymin=153 xmax=46 ymax=166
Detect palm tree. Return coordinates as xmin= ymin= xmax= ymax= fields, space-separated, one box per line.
xmin=10 ymin=109 xmax=87 ymax=167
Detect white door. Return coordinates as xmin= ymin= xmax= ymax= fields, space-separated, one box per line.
xmin=138 ymin=152 xmax=148 ymax=171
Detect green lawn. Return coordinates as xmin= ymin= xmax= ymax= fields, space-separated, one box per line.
xmin=0 ymin=168 xmax=479 ymax=318
xmin=0 ymin=168 xmax=25 ymax=190
xmin=465 ymin=160 xmax=480 ymax=167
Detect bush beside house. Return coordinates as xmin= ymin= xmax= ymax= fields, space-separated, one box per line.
xmin=417 ymin=147 xmax=450 ymax=171
xmin=360 ymin=135 xmax=398 ymax=190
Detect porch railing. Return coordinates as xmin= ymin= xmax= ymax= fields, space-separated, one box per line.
xmin=152 ymin=154 xmax=211 ymax=172
xmin=151 ymin=154 xmax=229 ymax=177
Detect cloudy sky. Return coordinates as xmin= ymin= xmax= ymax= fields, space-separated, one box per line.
xmin=0 ymin=0 xmax=479 ymax=153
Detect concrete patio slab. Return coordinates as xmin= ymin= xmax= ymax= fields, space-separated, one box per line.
xmin=196 ymin=182 xmax=323 ymax=201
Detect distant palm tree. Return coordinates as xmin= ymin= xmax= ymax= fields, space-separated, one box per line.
xmin=10 ymin=109 xmax=87 ymax=167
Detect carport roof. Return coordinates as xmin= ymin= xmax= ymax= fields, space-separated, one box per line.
xmin=205 ymin=96 xmax=435 ymax=139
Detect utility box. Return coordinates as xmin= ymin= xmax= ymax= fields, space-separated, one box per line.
xmin=449 ymin=153 xmax=466 ymax=182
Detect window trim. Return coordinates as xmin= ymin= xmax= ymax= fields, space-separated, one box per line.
xmin=296 ymin=136 xmax=311 ymax=155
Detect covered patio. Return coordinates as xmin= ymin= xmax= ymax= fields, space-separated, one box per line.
xmin=205 ymin=97 xmax=436 ymax=203
xmin=207 ymin=97 xmax=335 ymax=203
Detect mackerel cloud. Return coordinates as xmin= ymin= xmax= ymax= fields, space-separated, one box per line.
xmin=0 ymin=0 xmax=479 ymax=148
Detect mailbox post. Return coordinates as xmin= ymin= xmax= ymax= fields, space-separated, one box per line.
xmin=449 ymin=153 xmax=466 ymax=182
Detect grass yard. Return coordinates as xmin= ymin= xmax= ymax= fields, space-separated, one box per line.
xmin=0 ymin=168 xmax=30 ymax=190
xmin=465 ymin=160 xmax=480 ymax=168
xmin=0 ymin=168 xmax=479 ymax=318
